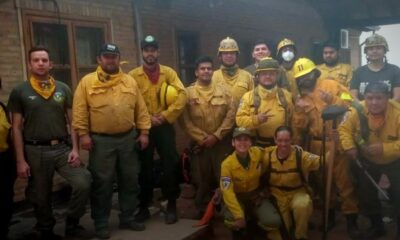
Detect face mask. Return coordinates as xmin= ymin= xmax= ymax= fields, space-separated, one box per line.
xmin=282 ymin=50 xmax=295 ymax=62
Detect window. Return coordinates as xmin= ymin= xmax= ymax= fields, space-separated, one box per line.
xmin=24 ymin=12 xmax=110 ymax=89
xmin=177 ymin=31 xmax=199 ymax=85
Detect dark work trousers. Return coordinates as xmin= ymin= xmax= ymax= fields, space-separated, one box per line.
xmin=351 ymin=158 xmax=400 ymax=216
xmin=0 ymin=149 xmax=16 ymax=238
xmin=138 ymin=123 xmax=180 ymax=208
xmin=25 ymin=143 xmax=91 ymax=231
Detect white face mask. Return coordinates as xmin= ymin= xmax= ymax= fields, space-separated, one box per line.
xmin=282 ymin=50 xmax=295 ymax=62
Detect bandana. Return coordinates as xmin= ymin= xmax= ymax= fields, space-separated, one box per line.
xmin=143 ymin=64 xmax=160 ymax=84
xmin=93 ymin=66 xmax=124 ymax=88
xmin=29 ymin=75 xmax=56 ymax=99
xmin=221 ymin=64 xmax=239 ymax=77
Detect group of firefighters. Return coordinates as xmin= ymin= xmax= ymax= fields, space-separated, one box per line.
xmin=1 ymin=32 xmax=400 ymax=240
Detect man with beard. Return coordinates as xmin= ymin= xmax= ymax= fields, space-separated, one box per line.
xmin=291 ymin=58 xmax=360 ymax=239
xmin=212 ymin=37 xmax=253 ymax=106
xmin=244 ymin=40 xmax=289 ymax=89
xmin=317 ymin=41 xmax=353 ymax=87
xmin=181 ymin=56 xmax=235 ymax=217
xmin=276 ymin=38 xmax=299 ymax=98
xmin=9 ymin=46 xmax=91 ymax=240
xmin=129 ymin=35 xmax=187 ymax=224
xmin=236 ymin=57 xmax=293 ymax=148
xmin=73 ymin=43 xmax=150 ymax=239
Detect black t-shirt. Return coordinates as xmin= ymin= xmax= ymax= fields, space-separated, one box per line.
xmin=350 ymin=63 xmax=400 ymax=100
xmin=7 ymin=80 xmax=72 ymax=140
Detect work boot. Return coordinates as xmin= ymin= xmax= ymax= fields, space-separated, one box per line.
xmin=134 ymin=207 xmax=151 ymax=222
xmin=345 ymin=214 xmax=361 ymax=239
xmin=65 ymin=217 xmax=91 ymax=239
xmin=95 ymin=228 xmax=110 ymax=239
xmin=40 ymin=230 xmax=63 ymax=240
xmin=165 ymin=199 xmax=178 ymax=224
xmin=364 ymin=215 xmax=386 ymax=239
xmin=119 ymin=221 xmax=146 ymax=231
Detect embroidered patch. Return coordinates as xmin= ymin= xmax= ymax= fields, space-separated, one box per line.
xmin=53 ymin=92 xmax=65 ymax=103
xmin=221 ymin=176 xmax=231 ymax=189
xmin=308 ymin=154 xmax=319 ymax=161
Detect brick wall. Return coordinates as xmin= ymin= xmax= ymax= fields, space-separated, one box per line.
xmin=0 ymin=0 xmax=139 ymax=201
xmin=137 ymin=0 xmax=328 ymax=70
xmin=1 ymin=0 xmax=329 ymax=201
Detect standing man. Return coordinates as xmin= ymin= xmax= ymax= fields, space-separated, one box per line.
xmin=0 ymin=76 xmax=16 ymax=239
xmin=291 ymin=58 xmax=360 ymax=238
xmin=340 ymin=82 xmax=400 ymax=239
xmin=73 ymin=43 xmax=150 ymax=239
xmin=244 ymin=40 xmax=289 ymax=89
xmin=276 ymin=38 xmax=299 ymax=98
xmin=244 ymin=40 xmax=271 ymax=75
xmin=317 ymin=41 xmax=353 ymax=87
xmin=350 ymin=34 xmax=400 ymax=101
xmin=181 ymin=56 xmax=235 ymax=216
xmin=8 ymin=46 xmax=91 ymax=240
xmin=212 ymin=37 xmax=253 ymax=105
xmin=236 ymin=57 xmax=293 ymax=147
xmin=129 ymin=35 xmax=187 ymax=224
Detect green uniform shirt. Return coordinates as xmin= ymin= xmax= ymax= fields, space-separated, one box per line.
xmin=8 ymin=80 xmax=72 ymax=140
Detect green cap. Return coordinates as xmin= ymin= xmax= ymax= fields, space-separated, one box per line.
xmin=256 ymin=57 xmax=279 ymax=73
xmin=233 ymin=127 xmax=252 ymax=138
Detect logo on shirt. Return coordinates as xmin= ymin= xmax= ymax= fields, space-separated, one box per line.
xmin=221 ymin=176 xmax=231 ymax=190
xmin=28 ymin=96 xmax=37 ymax=100
xmin=53 ymin=92 xmax=65 ymax=103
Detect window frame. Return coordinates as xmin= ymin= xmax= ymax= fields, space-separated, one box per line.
xmin=175 ymin=30 xmax=200 ymax=86
xmin=23 ymin=9 xmax=111 ymax=90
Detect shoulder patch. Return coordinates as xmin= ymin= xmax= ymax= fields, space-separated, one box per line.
xmin=220 ymin=176 xmax=231 ymax=190
xmin=307 ymin=153 xmax=319 ymax=161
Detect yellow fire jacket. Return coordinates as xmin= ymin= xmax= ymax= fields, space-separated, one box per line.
xmin=180 ymin=81 xmax=235 ymax=144
xmin=292 ymin=79 xmax=351 ymax=144
xmin=236 ymin=86 xmax=293 ymax=139
xmin=339 ymin=100 xmax=400 ymax=164
xmin=0 ymin=105 xmax=10 ymax=152
xmin=212 ymin=68 xmax=254 ymax=104
xmin=317 ymin=63 xmax=353 ymax=87
xmin=264 ymin=146 xmax=320 ymax=200
xmin=129 ymin=65 xmax=187 ymax=124
xmin=72 ymin=71 xmax=151 ymax=136
xmin=220 ymin=147 xmax=265 ymax=220
xmin=283 ymin=67 xmax=299 ymax=99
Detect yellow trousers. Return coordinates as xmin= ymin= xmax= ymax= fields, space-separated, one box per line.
xmin=275 ymin=191 xmax=313 ymax=239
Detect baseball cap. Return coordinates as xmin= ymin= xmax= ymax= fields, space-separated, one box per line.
xmin=232 ymin=127 xmax=252 ymax=138
xmin=99 ymin=43 xmax=120 ymax=56
xmin=141 ymin=35 xmax=159 ymax=49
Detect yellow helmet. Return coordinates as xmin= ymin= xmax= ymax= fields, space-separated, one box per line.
xmin=364 ymin=34 xmax=389 ymax=52
xmin=293 ymin=58 xmax=316 ymax=79
xmin=255 ymin=57 xmax=279 ymax=73
xmin=218 ymin=37 xmax=239 ymax=54
xmin=277 ymin=38 xmax=295 ymax=53
xmin=159 ymin=82 xmax=178 ymax=108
